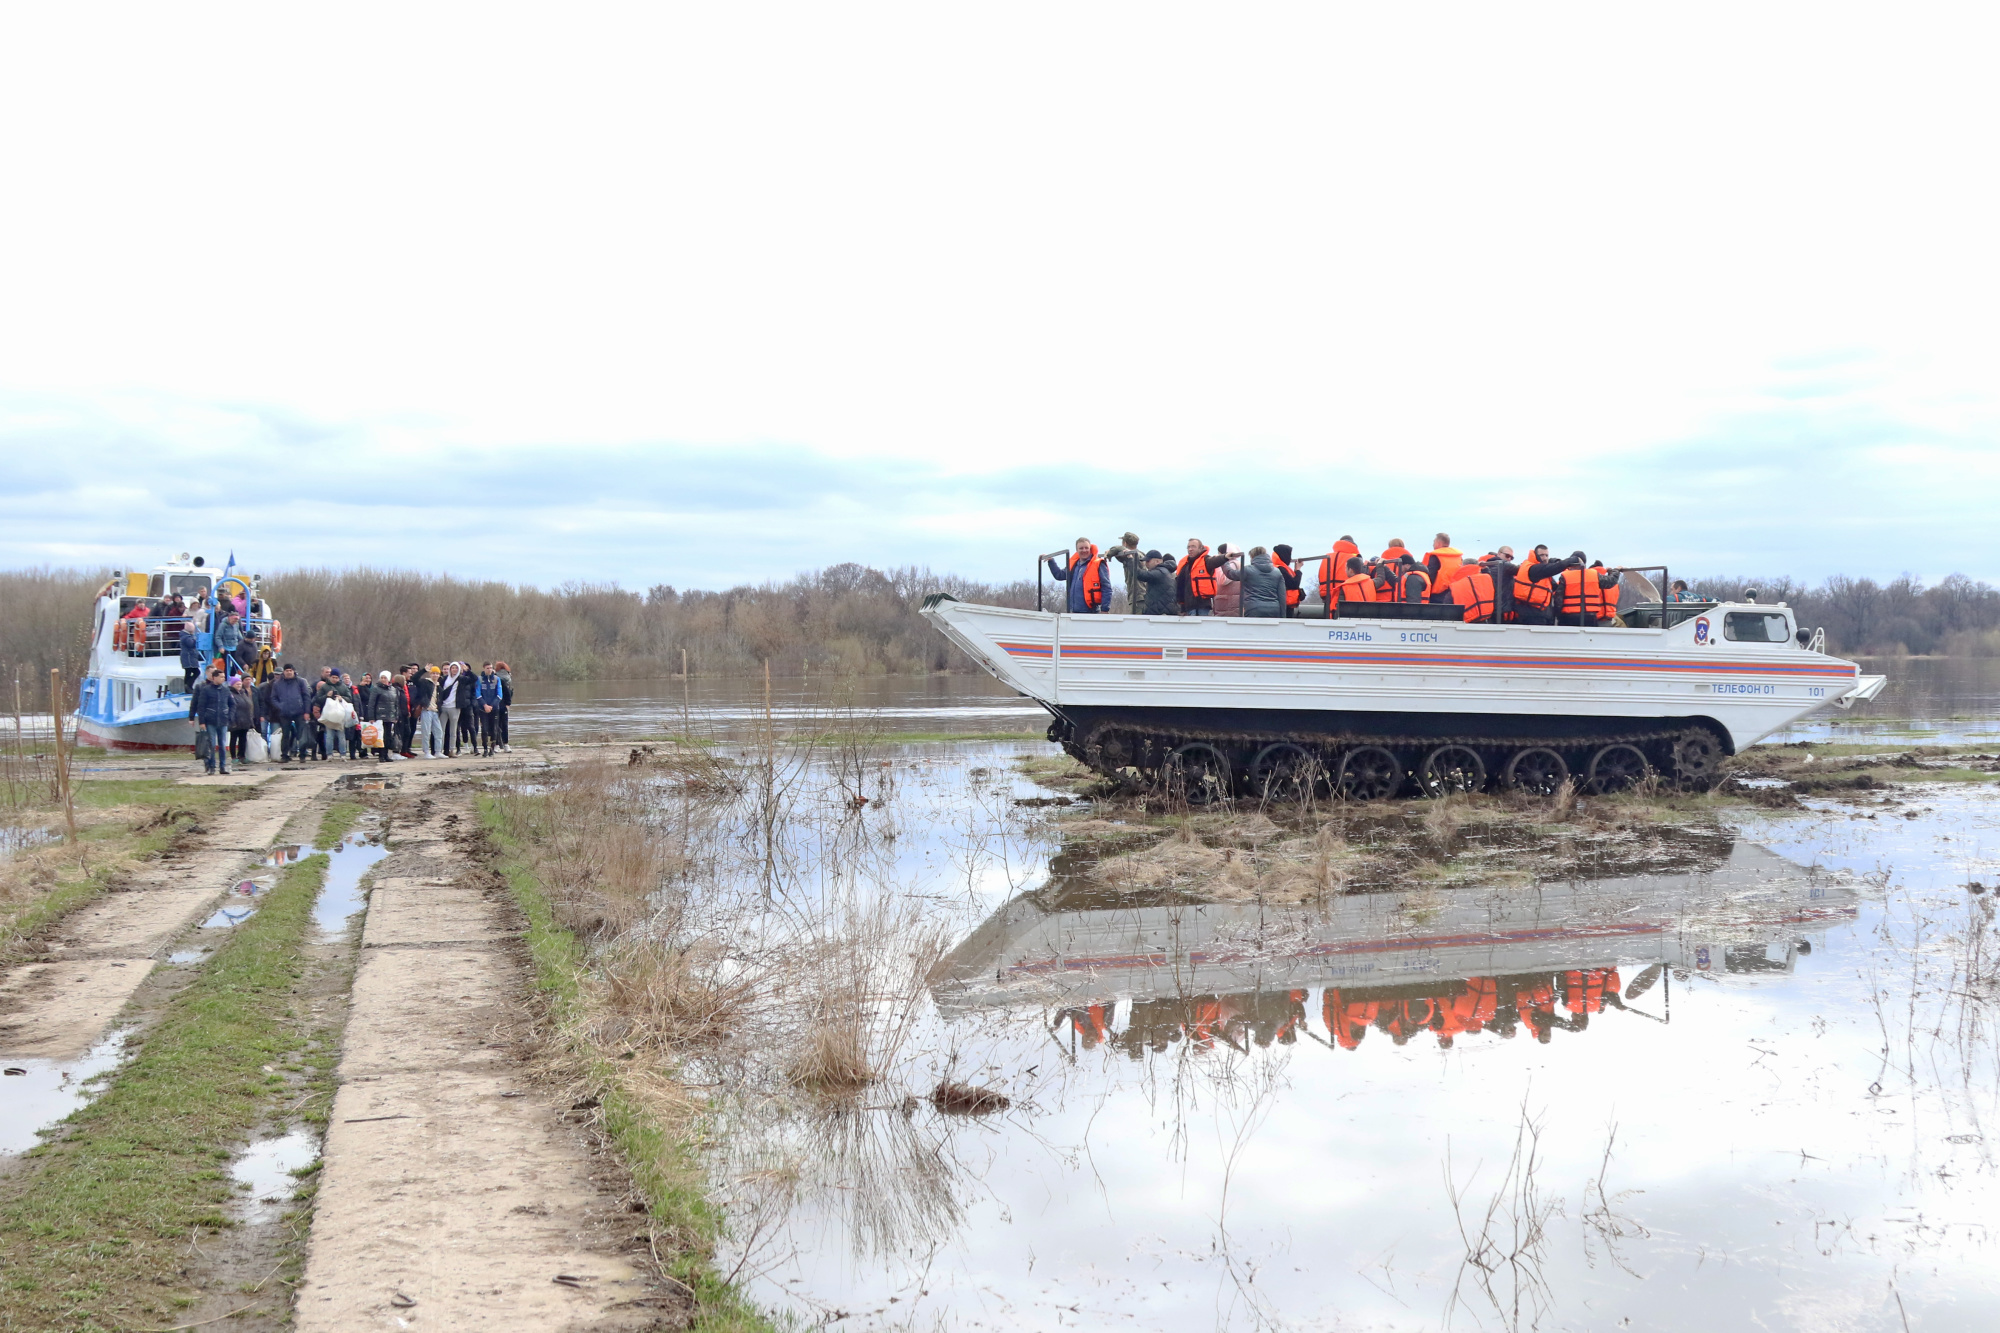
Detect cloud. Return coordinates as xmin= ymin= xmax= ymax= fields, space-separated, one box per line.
xmin=1 ymin=368 xmax=1993 ymax=591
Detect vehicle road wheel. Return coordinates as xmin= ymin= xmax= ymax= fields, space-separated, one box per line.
xmin=1250 ymin=743 xmax=1322 ymax=802
xmin=1668 ymin=730 xmax=1724 ymax=789
xmin=1501 ymin=746 xmax=1569 ymax=796
xmin=1416 ymin=745 xmax=1486 ymax=797
xmin=1585 ymin=743 xmax=1650 ymax=794
xmin=1335 ymin=746 xmax=1403 ymax=801
xmin=1167 ymin=742 xmax=1233 ymax=806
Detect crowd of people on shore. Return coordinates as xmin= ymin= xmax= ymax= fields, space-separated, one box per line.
xmin=187 ymin=660 xmax=514 ymax=776
xmin=1045 ymin=532 xmax=1700 ymax=626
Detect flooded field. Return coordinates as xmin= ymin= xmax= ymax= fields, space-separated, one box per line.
xmin=526 ymin=685 xmax=2000 ymax=1331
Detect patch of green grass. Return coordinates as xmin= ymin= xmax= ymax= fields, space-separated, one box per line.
xmin=481 ymin=792 xmax=772 ymax=1333
xmin=314 ymin=798 xmax=365 ymax=849
xmin=2 ymin=781 xmax=249 ymax=954
xmin=0 ymin=853 xmax=329 ymax=1332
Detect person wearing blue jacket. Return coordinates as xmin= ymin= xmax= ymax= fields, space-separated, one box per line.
xmin=187 ymin=663 xmax=233 ymax=775
xmin=1043 ymin=538 xmax=1109 ymax=613
xmin=178 ymin=618 xmax=204 ymax=692
xmin=473 ymin=665 xmax=506 ymax=756
xmin=214 ymin=613 xmax=245 ymax=675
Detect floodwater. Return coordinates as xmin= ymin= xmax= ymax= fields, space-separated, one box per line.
xmin=0 ymin=1031 xmax=129 ymax=1156
xmin=231 ymin=1127 xmax=317 ymax=1223
xmin=580 ymin=670 xmax=2000 ymax=1332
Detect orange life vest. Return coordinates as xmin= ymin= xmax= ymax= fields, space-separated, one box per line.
xmin=1586 ymin=567 xmax=1617 ymax=620
xmin=1177 ymin=548 xmax=1217 ymax=602
xmin=1398 ymin=567 xmax=1430 ymax=603
xmin=1429 ymin=546 xmax=1463 ymax=587
xmin=1071 ymin=544 xmax=1106 ymax=610
xmin=1324 ymin=990 xmax=1378 ymax=1050
xmin=1450 ymin=569 xmax=1497 ymax=622
xmin=1337 ymin=572 xmax=1377 ymax=605
xmin=1557 ymin=565 xmax=1591 ymax=616
xmin=1319 ymin=540 xmax=1361 ymax=603
xmin=1379 ymin=545 xmax=1410 ymax=563
xmin=1513 ymin=562 xmax=1553 ymax=611
xmin=1272 ymin=554 xmax=1301 ymax=609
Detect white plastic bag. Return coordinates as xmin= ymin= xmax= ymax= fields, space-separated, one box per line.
xmin=358 ymin=719 xmax=385 ymax=749
xmin=245 ymin=731 xmax=268 ymax=763
xmin=321 ymin=697 xmax=355 ymax=729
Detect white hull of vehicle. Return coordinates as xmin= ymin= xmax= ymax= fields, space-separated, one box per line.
xmin=932 ymin=841 xmax=1857 ymax=1014
xmin=75 ymin=713 xmax=197 ymax=752
xmin=922 ymin=600 xmax=1885 ymax=753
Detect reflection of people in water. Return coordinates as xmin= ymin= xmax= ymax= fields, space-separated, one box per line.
xmin=1063 ymin=970 xmax=1631 ymax=1059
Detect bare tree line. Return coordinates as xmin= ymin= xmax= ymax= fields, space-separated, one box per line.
xmin=5 ymin=562 xmax=1999 ymax=685
xmin=0 ymin=562 xmax=1037 ymax=684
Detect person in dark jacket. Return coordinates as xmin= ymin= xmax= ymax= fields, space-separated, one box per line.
xmin=473 ymin=665 xmax=505 ymax=756
xmin=267 ymin=664 xmax=315 ymax=762
xmin=366 ymin=671 xmax=404 ymax=763
xmin=1220 ymin=547 xmax=1288 ymax=618
xmin=457 ymin=663 xmax=480 ymax=753
xmin=188 ymin=664 xmax=232 ymax=775
xmin=227 ymin=676 xmax=254 ymax=764
xmin=178 ymin=619 xmax=204 ymax=692
xmin=1176 ymin=539 xmax=1226 ymax=616
xmin=1271 ymin=545 xmax=1304 ymax=617
xmin=1136 ymin=551 xmax=1177 ymax=616
xmin=494 ymin=662 xmax=514 ymax=751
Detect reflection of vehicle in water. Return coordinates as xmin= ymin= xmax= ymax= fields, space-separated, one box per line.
xmin=921 ymin=592 xmax=1888 ymax=798
xmin=76 ymin=552 xmax=283 ymax=751
xmin=936 ymin=841 xmax=1857 ymax=1054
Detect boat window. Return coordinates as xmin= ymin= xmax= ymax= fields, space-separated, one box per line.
xmin=1724 ymin=611 xmax=1790 ymax=643
xmin=170 ymin=574 xmax=211 ymax=597
xmin=148 ymin=574 xmax=166 ymax=597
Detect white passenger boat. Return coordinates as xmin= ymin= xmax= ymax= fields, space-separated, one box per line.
xmin=75 ymin=553 xmax=285 ymax=751
xmin=922 ymin=591 xmax=1886 ymax=796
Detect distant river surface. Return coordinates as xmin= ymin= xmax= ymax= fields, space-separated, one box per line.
xmin=502 ymin=657 xmax=2000 ymax=746
xmin=504 ymin=673 xmax=1039 ymax=743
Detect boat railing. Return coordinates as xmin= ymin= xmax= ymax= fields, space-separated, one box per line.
xmin=113 ymin=613 xmax=281 ymax=661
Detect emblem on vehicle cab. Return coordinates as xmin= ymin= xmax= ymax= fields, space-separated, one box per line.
xmin=1692 ymin=616 xmax=1711 ymax=645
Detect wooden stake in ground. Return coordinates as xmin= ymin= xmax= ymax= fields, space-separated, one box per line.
xmin=50 ymin=667 xmax=78 ymax=844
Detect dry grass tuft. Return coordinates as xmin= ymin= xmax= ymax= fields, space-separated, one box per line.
xmin=598 ymin=938 xmax=752 ymax=1050
xmin=787 ymin=1016 xmax=875 ymax=1094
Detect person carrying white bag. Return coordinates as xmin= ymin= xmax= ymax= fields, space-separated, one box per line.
xmin=318 ymin=685 xmax=357 ymax=759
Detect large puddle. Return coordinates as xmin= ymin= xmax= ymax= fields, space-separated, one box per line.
xmin=559 ymin=728 xmax=2000 ymax=1331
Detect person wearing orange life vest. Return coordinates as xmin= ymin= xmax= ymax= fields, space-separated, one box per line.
xmin=1553 ymin=551 xmax=1623 ymax=627
xmin=1393 ymin=555 xmax=1431 ymax=603
xmin=1324 ymin=990 xmax=1378 ymax=1050
xmin=1449 ymin=559 xmax=1500 ymax=623
xmin=1379 ymin=537 xmax=1412 ymax=563
xmin=1175 ymin=538 xmax=1224 ymax=615
xmin=1043 ymin=538 xmax=1109 ymax=613
xmin=1424 ymin=534 xmax=1464 ymax=601
xmin=1317 ymin=536 xmax=1363 ymax=609
xmin=1584 ymin=561 xmax=1622 ymax=624
xmin=1270 ymin=545 xmax=1303 ymax=616
xmin=1335 ymin=557 xmax=1377 ymax=609
xmin=1496 ymin=544 xmax=1562 ymax=625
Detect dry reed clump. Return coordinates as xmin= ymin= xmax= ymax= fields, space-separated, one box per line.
xmin=524 ymin=759 xmax=688 ymax=941
xmin=596 ymin=937 xmax=753 ymax=1051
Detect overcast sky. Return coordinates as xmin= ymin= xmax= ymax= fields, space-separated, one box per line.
xmin=2 ymin=5 xmax=1996 ymax=590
